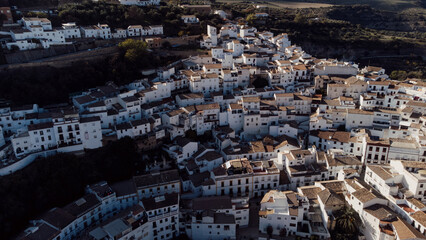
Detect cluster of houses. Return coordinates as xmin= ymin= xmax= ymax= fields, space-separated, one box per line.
xmin=17 ymin=161 xmax=426 ymax=240
xmin=0 ymin=17 xmax=163 ymax=50
xmin=119 ymin=0 xmax=161 ymax=6
xmin=5 ymin=20 xmax=426 ymax=240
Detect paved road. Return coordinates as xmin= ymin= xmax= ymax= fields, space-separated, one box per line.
xmin=0 ymin=45 xmax=119 ymax=69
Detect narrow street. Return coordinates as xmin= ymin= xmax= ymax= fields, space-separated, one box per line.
xmin=237 ymin=197 xmax=261 ymax=240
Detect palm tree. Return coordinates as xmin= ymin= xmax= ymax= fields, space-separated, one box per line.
xmin=335 ymin=206 xmax=362 ymax=234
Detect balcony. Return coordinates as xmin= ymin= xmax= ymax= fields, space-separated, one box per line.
xmin=148 ymin=210 xmax=178 ymax=221
xmin=373 ymin=120 xmax=389 ymax=127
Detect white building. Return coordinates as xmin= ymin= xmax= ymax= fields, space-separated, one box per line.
xmin=181 ymin=15 xmax=199 ymax=24
xmin=309 ymin=131 xmax=364 ymax=157
xmin=187 ymin=211 xmax=236 ymax=240
xmin=7 ymin=17 xmax=66 ymax=50
xmin=88 ymin=204 xmax=149 ymax=240
xmin=61 ymin=22 xmax=81 ymax=39
xmin=81 ymin=24 xmax=111 ymax=39
xmin=323 ymin=151 xmax=362 ymax=180
xmin=115 ymin=119 xmax=151 ymax=139
xmin=284 ymin=149 xmax=329 ymax=190
xmin=112 ymin=28 xmax=127 ymax=39
xmin=200 ymin=25 xmax=217 ymax=49
xmin=182 ymin=196 xmax=248 ymax=239
xmin=119 ymin=0 xmax=160 ymax=6
xmin=206 ymin=158 xmax=280 ymax=198
xmin=163 ymin=137 xmax=198 ymax=167
xmin=11 ymin=115 xmax=102 ymax=158
xmin=133 ymin=170 xmax=181 ymax=199
xmin=259 ymin=190 xmax=307 ymax=236
xmin=22 ymin=17 xmax=52 ymax=30
xmin=176 ymin=93 xmax=205 ymax=107
xmin=141 ymin=193 xmax=180 ymax=240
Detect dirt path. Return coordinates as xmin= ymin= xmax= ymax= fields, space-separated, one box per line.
xmin=268 ymin=1 xmax=333 ymax=8
xmin=0 ymin=46 xmax=120 ymax=69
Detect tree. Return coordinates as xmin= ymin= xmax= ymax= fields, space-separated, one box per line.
xmin=335 ymin=206 xmax=362 ymax=234
xmin=118 ymin=39 xmax=148 ymax=63
xmin=407 ymin=71 xmax=424 ymax=79
xmin=184 ymin=129 xmax=198 ymax=141
xmin=246 ymin=13 xmax=256 ymax=25
xmin=266 ymin=225 xmax=273 ymax=237
xmin=294 ymin=13 xmax=306 ymax=24
xmin=389 ymin=70 xmax=408 ymax=81
xmin=24 ymin=12 xmax=48 ymax=18
xmin=125 ymin=5 xmax=145 ymax=24
xmin=252 ymin=75 xmax=269 ymax=88
xmin=279 ymin=228 xmax=287 ymax=239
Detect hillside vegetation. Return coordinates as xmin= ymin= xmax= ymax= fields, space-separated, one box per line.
xmin=0 ymin=39 xmax=181 ymax=106
xmin=326 ymin=5 xmax=425 ymax=32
